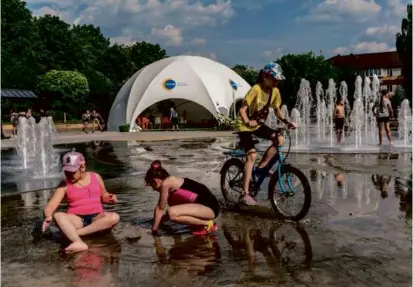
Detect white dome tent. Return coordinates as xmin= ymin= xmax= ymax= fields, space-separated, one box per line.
xmin=107 ymin=55 xmax=251 ymax=131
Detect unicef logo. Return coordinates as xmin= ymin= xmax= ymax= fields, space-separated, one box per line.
xmin=229 ymin=80 xmax=238 ymax=91
xmin=163 ymin=78 xmax=177 ymax=91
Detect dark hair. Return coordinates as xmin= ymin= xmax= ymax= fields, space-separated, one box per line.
xmin=256 ymin=69 xmax=265 ymax=84
xmin=336 ymin=97 xmax=344 ymax=105
xmin=145 ymin=160 xmax=169 ymax=183
xmin=380 ymin=89 xmax=387 ymax=110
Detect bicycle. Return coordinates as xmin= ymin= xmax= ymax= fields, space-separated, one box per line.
xmin=220 ymin=127 xmax=312 ymax=221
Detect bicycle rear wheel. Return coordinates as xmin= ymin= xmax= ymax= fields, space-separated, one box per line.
xmin=268 ymin=165 xmax=311 ymax=221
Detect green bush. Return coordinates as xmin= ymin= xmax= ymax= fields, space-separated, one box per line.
xmin=119 ymin=124 xmax=130 ymax=132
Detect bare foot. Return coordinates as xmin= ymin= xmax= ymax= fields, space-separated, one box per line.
xmin=65 ymin=241 xmax=88 ymax=253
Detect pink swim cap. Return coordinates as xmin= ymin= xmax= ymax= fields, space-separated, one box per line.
xmin=62 ymin=151 xmax=85 ymax=172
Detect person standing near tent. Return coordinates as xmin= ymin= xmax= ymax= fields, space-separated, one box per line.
xmin=169 ymin=108 xmax=179 ymax=131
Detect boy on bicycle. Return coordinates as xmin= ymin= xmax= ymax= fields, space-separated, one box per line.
xmin=235 ymin=62 xmax=296 ymax=205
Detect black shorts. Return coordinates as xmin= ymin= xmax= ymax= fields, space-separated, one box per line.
xmin=335 ymin=118 xmax=344 ymax=130
xmin=377 ymin=117 xmax=390 ymax=124
xmin=171 ymin=118 xmax=179 ymax=125
xmin=238 ymin=124 xmax=276 ymax=152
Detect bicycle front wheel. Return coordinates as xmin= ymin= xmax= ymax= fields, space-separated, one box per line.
xmin=268 ymin=165 xmax=311 ymax=221
xmin=220 ymin=158 xmax=244 ymax=207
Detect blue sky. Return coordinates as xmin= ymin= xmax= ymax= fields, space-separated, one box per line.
xmin=26 ymin=0 xmax=410 ymax=68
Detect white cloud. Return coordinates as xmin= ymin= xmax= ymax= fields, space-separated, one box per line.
xmin=109 ymin=36 xmax=136 ymax=46
xmin=299 ymin=0 xmax=381 ymax=22
xmin=151 ymin=25 xmax=183 ymax=46
xmin=263 ymin=47 xmax=283 ymax=59
xmin=365 ymin=24 xmax=399 ymax=38
xmin=233 ymin=0 xmax=286 ymax=11
xmin=74 ymin=0 xmax=234 ymax=29
xmin=186 ymin=51 xmax=217 ymax=60
xmin=29 ymin=0 xmax=234 ymax=49
xmin=32 ymin=6 xmax=59 ymax=17
xmin=332 ymin=47 xmax=348 ymax=54
xmin=332 ymin=41 xmax=396 ymax=54
xmin=189 ymin=38 xmax=206 ymax=46
xmin=386 ymin=0 xmax=409 ymax=17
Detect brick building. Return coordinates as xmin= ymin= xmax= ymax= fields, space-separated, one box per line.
xmin=327 ymin=51 xmax=404 ymax=93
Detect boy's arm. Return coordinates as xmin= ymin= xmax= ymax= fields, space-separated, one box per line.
xmin=239 ymin=87 xmax=259 ymax=125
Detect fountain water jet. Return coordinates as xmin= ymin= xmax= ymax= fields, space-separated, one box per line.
xmin=315 ymin=82 xmax=327 ymax=141
xmin=15 ymin=116 xmax=60 ymax=178
xmin=326 ymin=79 xmax=337 ymax=146
xmin=296 ymin=79 xmax=312 ymax=146
xmin=398 ymin=99 xmax=412 ymax=146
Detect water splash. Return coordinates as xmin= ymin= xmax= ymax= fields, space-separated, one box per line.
xmin=16 ymin=117 xmax=60 ymax=177
xmin=398 ymin=99 xmax=412 ymax=146
xmin=326 ymin=79 xmax=337 ymax=146
xmin=315 ymin=82 xmax=327 ymax=141
xmin=296 ymin=79 xmax=312 ymax=146
xmin=290 ymin=108 xmax=301 ymax=147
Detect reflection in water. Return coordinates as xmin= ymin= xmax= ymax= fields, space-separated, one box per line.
xmin=68 ymin=233 xmax=121 ymax=286
xmin=153 ymin=235 xmax=221 ymax=276
xmin=395 ymin=177 xmax=412 ymax=219
xmin=372 ymin=174 xmax=392 ymax=199
xmin=21 ymin=189 xmax=51 ymax=207
xmin=223 ymin=221 xmax=312 ymax=278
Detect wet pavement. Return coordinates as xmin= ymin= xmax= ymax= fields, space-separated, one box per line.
xmin=1 ymin=138 xmax=412 ymax=286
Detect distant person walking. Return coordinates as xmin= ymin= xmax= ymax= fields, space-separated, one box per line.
xmin=169 ymin=107 xmax=179 ymax=131
xmin=91 ymin=110 xmax=105 ymax=132
xmin=372 ymin=89 xmax=393 ymax=146
xmin=10 ymin=110 xmax=18 ymax=138
xmin=82 ymin=110 xmax=91 ymax=133
xmin=334 ymin=97 xmax=345 ymax=144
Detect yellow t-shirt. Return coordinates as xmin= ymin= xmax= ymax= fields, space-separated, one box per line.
xmin=235 ymin=84 xmax=281 ymax=132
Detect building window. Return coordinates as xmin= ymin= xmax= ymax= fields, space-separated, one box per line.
xmin=387 ymin=85 xmax=393 ymax=92
xmin=387 ymin=69 xmax=393 ymax=76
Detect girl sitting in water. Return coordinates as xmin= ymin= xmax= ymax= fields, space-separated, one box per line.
xmin=42 ymin=151 xmax=120 ymax=253
xmin=145 ymin=160 xmax=220 ymax=236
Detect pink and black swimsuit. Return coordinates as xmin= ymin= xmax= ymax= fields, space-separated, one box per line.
xmin=168 ymin=178 xmax=220 ymax=217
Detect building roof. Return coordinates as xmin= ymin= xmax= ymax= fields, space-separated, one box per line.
xmin=327 ymin=51 xmax=402 ymax=70
xmin=381 ymin=75 xmax=404 ymax=85
xmin=107 ymin=55 xmax=251 ymax=131
xmin=1 ymin=89 xmax=38 ymax=99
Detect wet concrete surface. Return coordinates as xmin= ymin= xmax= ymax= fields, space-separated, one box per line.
xmin=1 ymin=138 xmax=412 ymax=286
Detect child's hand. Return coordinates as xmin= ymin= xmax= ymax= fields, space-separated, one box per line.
xmin=248 ymin=120 xmax=258 ymax=127
xmin=42 ymin=216 xmax=52 ymax=232
xmin=108 ymin=194 xmax=118 ymax=204
xmin=287 ymin=122 xmax=297 ymax=129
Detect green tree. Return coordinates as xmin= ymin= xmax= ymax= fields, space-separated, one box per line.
xmin=97 ymin=44 xmax=136 ymax=89
xmin=275 ymin=52 xmax=337 ymax=108
xmin=36 ymin=70 xmax=89 ymax=116
xmin=396 ymin=4 xmax=412 ymax=100
xmin=129 ymin=41 xmax=167 ymax=71
xmin=391 ymin=86 xmax=406 ymax=111
xmin=34 ymin=15 xmax=76 ymax=73
xmin=232 ymin=65 xmax=258 ymax=86
xmin=1 ymin=0 xmax=38 ymax=89
xmin=71 ymin=24 xmax=110 ymax=72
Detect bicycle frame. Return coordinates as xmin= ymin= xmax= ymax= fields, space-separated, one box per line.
xmin=251 ymin=145 xmax=295 ymax=195
xmin=225 ymin=129 xmax=295 ymax=197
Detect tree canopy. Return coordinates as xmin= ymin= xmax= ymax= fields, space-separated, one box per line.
xmin=1 ymin=0 xmax=168 ymax=120
xmin=396 ymin=4 xmax=412 ymax=101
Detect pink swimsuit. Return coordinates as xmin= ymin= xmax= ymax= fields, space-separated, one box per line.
xmin=168 ymin=187 xmax=198 ymax=206
xmin=65 ymin=172 xmax=103 ymax=215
